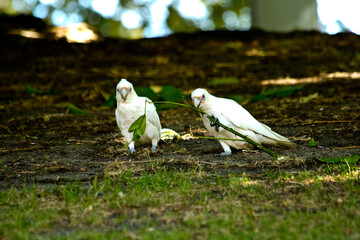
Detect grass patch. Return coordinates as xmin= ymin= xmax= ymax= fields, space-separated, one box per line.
xmin=1 ymin=163 xmax=359 ymax=239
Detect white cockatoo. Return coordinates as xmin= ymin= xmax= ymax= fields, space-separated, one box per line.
xmin=191 ymin=88 xmax=295 ymax=155
xmin=115 ymin=78 xmax=162 ymax=154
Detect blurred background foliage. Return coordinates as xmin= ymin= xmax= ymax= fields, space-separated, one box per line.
xmin=0 ymin=0 xmax=251 ymax=38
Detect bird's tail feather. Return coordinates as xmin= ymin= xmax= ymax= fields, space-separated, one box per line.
xmin=160 ymin=128 xmax=181 ymax=142
xmin=276 ymin=140 xmax=296 ymax=148
xmin=261 ymin=123 xmax=296 ymax=149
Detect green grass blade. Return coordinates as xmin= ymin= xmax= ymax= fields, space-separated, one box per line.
xmin=61 ymin=103 xmax=88 ymax=114
xmin=316 ymin=155 xmax=359 ymax=165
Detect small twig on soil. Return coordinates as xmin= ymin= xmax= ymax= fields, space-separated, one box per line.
xmin=101 ymin=160 xmax=158 ymax=164
xmin=200 ymin=161 xmax=217 ymax=165
xmin=0 ymin=146 xmax=43 ymax=152
xmin=301 ymin=120 xmax=355 ymax=125
xmin=331 ymin=146 xmax=360 ymax=150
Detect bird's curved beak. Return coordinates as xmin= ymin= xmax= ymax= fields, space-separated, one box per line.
xmin=120 ymin=88 xmax=129 ymax=101
xmin=193 ymin=97 xmax=201 ymax=108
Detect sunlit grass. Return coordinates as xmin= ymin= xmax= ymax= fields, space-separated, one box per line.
xmin=1 ymin=162 xmax=359 ymax=239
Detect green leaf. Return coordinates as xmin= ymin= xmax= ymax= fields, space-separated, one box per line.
xmin=128 ymin=114 xmax=147 ymax=142
xmin=308 ymin=138 xmax=319 ymax=147
xmin=102 ymin=92 xmax=116 ymax=107
xmin=183 ymin=93 xmax=191 ymax=100
xmin=251 ymin=86 xmax=303 ymax=101
xmin=208 ymin=77 xmax=239 ymax=86
xmin=61 ymin=103 xmax=88 ymax=114
xmin=316 ymin=155 xmax=359 ymax=165
xmin=135 ymin=87 xmax=158 ymax=101
xmin=161 ymin=86 xmax=183 ymax=102
xmin=26 ymin=85 xmax=61 ymax=95
xmin=251 ymin=94 xmax=268 ymax=101
xmin=228 ymin=94 xmax=246 ymax=103
xmin=25 ymin=135 xmax=38 ymax=140
xmin=128 ymin=115 xmax=145 ymax=133
xmin=270 ymin=86 xmax=302 ymax=97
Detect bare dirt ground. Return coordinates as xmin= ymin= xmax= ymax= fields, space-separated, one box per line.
xmin=1 ymin=23 xmax=359 ymax=188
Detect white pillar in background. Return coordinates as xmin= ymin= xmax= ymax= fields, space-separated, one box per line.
xmin=251 ymin=0 xmax=319 ymax=32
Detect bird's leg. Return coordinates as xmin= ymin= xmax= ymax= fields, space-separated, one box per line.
xmin=150 ymin=139 xmax=158 ymax=152
xmin=217 ymin=140 xmax=232 ymax=156
xmin=128 ymin=142 xmax=136 ymax=154
xmin=210 ymin=115 xmax=220 ymax=132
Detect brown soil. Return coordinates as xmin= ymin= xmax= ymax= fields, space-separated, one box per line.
xmin=1 ymin=25 xmax=359 ymax=187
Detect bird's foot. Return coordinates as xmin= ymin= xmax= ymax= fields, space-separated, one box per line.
xmin=210 ymin=116 xmax=220 ymax=132
xmin=150 ymin=145 xmax=158 ymax=152
xmin=214 ymin=151 xmax=232 ymax=157
xmin=220 ymin=151 xmax=232 ymax=156
xmin=129 ymin=148 xmax=137 ymax=155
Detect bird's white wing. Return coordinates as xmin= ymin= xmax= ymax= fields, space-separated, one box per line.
xmin=216 ymin=98 xmax=285 ymax=141
xmin=145 ymin=98 xmax=162 ymax=132
xmin=115 ymin=109 xmax=122 ymax=130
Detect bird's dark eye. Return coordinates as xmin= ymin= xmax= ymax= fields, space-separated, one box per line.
xmin=116 ymin=89 xmax=120 ymax=94
xmin=129 ymin=87 xmax=132 ymax=93
xmin=201 ymin=94 xmax=206 ymax=101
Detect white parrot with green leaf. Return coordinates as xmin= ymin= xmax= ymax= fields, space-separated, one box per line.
xmin=191 ymin=88 xmax=296 ymax=155
xmin=115 ymin=78 xmax=161 ymax=154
